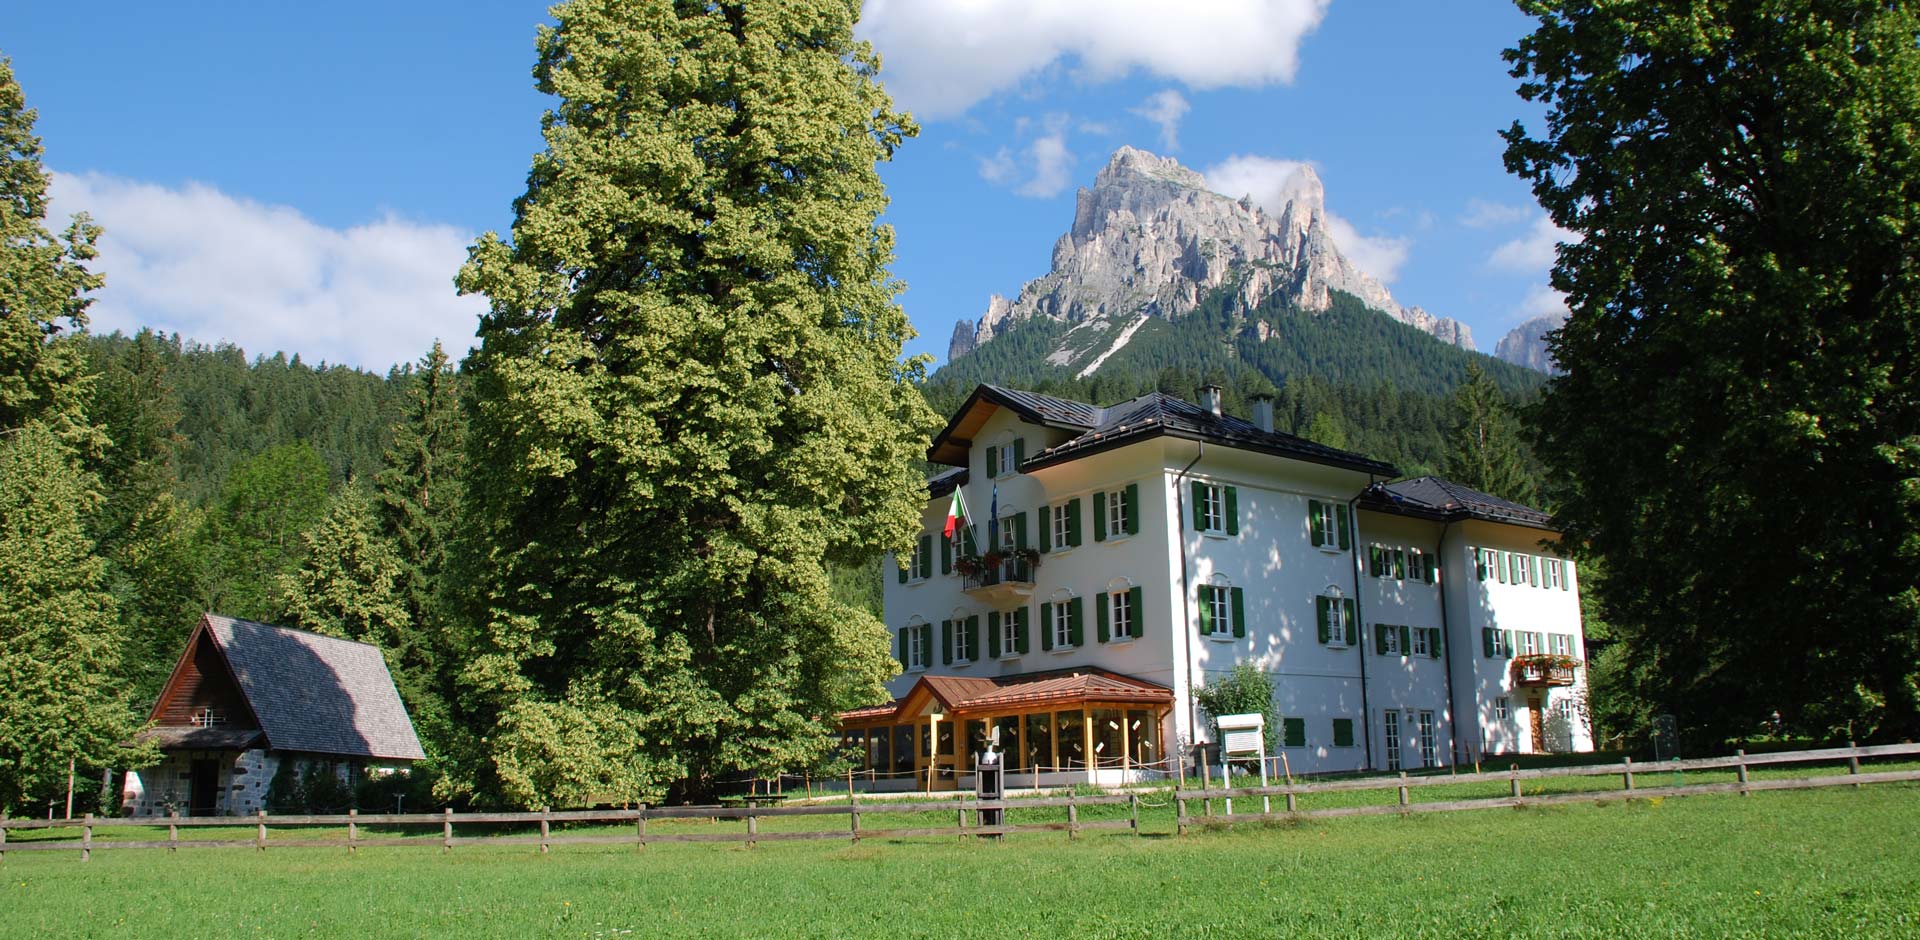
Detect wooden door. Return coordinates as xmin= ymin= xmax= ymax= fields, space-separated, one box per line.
xmin=188 ymin=759 xmax=219 ymax=816
xmin=1527 ymin=696 xmax=1546 ymax=754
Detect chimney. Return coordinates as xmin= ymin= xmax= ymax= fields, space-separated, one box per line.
xmin=1250 ymin=392 xmax=1275 ymax=433
xmin=1197 ymin=385 xmax=1223 ymax=417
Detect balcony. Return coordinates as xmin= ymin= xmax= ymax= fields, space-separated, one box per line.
xmin=1512 ymin=655 xmax=1578 ymax=687
xmin=957 ymin=552 xmax=1038 ymax=607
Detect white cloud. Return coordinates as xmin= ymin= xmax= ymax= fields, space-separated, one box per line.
xmin=1515 ymin=283 xmax=1570 ymax=323
xmin=1490 ymin=214 xmax=1579 ymax=271
xmin=1201 ymin=155 xmax=1412 ymax=283
xmin=47 ymin=172 xmax=483 ymax=371
xmin=858 ymin=0 xmax=1331 ymax=119
xmin=977 ymin=114 xmax=1078 ymax=199
xmin=978 ymin=149 xmax=1019 ymax=184
xmin=1460 ymin=198 xmax=1531 ymax=228
xmin=1015 ymin=130 xmax=1076 ymax=198
xmin=1130 ymin=89 xmax=1190 ymax=150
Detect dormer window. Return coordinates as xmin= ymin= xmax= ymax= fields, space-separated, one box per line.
xmin=190 ymin=708 xmax=225 ymax=728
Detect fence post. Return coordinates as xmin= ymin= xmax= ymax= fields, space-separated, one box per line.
xmin=636 ymin=804 xmax=647 ymax=850
xmin=956 ymin=805 xmax=966 ymax=842
xmin=848 ymin=779 xmax=861 ymax=843
xmin=348 ymin=808 xmax=359 ymax=855
xmin=168 ymin=811 xmax=179 ymax=853
xmin=1201 ymin=759 xmax=1213 ymax=817
xmin=1066 ymin=793 xmax=1079 ymax=841
xmin=1736 ymin=749 xmax=1750 ymax=797
xmin=256 ymin=810 xmax=266 ymax=852
xmin=1175 ymin=789 xmax=1188 ymax=837
xmin=1398 ymin=773 xmax=1410 ymax=816
xmin=1622 ymin=757 xmax=1635 ymax=794
xmin=82 ymin=813 xmax=93 ymax=862
xmin=1129 ymin=794 xmax=1140 ymax=834
xmin=1509 ymin=765 xmax=1521 ymax=802
xmin=539 ymin=807 xmax=550 ymax=854
xmin=1848 ymin=740 xmax=1861 ymax=788
xmin=746 ymin=812 xmax=758 ymax=850
xmin=442 ymin=808 xmax=453 ymax=852
xmin=1 ymin=819 xmax=6 ymax=861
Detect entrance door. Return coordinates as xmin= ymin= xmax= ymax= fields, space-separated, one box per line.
xmin=1527 ymin=695 xmax=1546 ymax=754
xmin=188 ymin=759 xmax=220 ymax=816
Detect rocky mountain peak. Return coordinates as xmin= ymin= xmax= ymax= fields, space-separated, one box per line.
xmin=950 ymin=146 xmax=1475 ymax=374
xmin=1494 ymin=312 xmax=1566 ymax=374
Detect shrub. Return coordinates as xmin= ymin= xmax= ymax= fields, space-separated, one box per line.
xmin=1193 ymin=663 xmax=1279 ymax=754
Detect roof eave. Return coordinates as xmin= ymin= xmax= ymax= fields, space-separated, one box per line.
xmin=1025 ymin=425 xmax=1399 ymax=478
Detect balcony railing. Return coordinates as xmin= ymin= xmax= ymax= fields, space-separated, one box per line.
xmin=964 ymin=558 xmax=1034 ymax=589
xmin=956 ymin=552 xmax=1038 ymax=605
xmin=1513 ymin=655 xmax=1578 ymax=687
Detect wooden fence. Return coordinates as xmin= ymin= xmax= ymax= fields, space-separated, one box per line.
xmin=3 ymin=742 xmax=1915 ymax=860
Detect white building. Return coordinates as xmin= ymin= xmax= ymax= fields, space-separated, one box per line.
xmin=839 ymin=384 xmax=1592 ymax=790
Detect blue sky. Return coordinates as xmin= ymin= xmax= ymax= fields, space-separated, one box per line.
xmin=11 ymin=1 xmax=1569 ymax=372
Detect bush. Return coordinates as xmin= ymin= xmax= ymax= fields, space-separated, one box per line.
xmin=1193 ymin=663 xmax=1279 ymax=754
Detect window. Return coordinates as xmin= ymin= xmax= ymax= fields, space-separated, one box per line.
xmin=1039 ymin=596 xmax=1083 ymax=650
xmin=1097 ymin=484 xmax=1137 ymax=540
xmin=1544 ymin=558 xmax=1561 ymax=589
xmin=1494 ymin=697 xmax=1510 ymax=721
xmin=1107 ymin=588 xmax=1136 ymax=641
xmin=190 ymin=708 xmax=224 ymax=728
xmin=1383 ymin=710 xmax=1402 ymax=771
xmin=1051 ymin=502 xmax=1071 ymax=550
xmin=1332 ymin=718 xmax=1355 ymax=748
xmin=1551 ymin=633 xmax=1573 ymax=657
xmin=951 ymin=616 xmax=974 ymax=664
xmin=1308 ymin=499 xmax=1348 ymax=550
xmin=1476 ymin=547 xmax=1498 ymax=581
xmin=1199 ymin=584 xmax=1242 ymax=638
xmin=1522 ymin=631 xmax=1541 ymax=656
xmin=1553 ymin=696 xmax=1574 ymax=721
xmin=986 ymin=438 xmax=1024 ymax=479
xmin=900 ymin=533 xmax=932 ymax=584
xmin=1317 ymin=594 xmax=1357 ymax=646
xmin=1282 ymin=717 xmax=1307 ymax=748
xmin=1197 ymin=482 xmax=1228 ymax=534
xmin=1411 ymin=628 xmax=1431 ymax=657
xmin=1000 ymin=608 xmax=1022 ymax=657
xmin=1518 ymin=554 xmax=1533 ymax=586
xmin=1052 ymin=603 xmax=1071 ymax=648
xmin=1483 ymin=628 xmax=1514 ymax=658
xmin=1418 ymin=711 xmax=1437 ymax=768
xmin=901 ymin=623 xmax=929 ymax=671
xmin=1376 ymin=623 xmax=1406 ymax=656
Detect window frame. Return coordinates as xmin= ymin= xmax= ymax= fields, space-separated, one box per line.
xmin=1522 ymin=631 xmax=1541 ymax=656
xmin=1205 ymin=585 xmax=1233 ymax=637
xmin=952 ymin=616 xmax=973 ymax=665
xmin=1000 ymin=609 xmax=1021 ymax=658
xmin=1417 ymin=710 xmax=1437 ymax=768
xmin=1494 ymin=696 xmax=1510 ymax=721
xmin=1321 ymin=593 xmax=1355 ymax=647
xmin=1313 ymin=501 xmax=1340 ymax=551
xmin=1379 ymin=624 xmax=1404 ymax=656
xmin=996 ymin=443 xmax=1017 ymax=478
xmin=1383 ymin=710 xmax=1402 ymax=771
xmin=1331 ymin=717 xmax=1356 ymax=748
xmin=1109 ymin=588 xmax=1134 ymax=641
xmin=1105 ymin=488 xmax=1130 ymax=538
xmin=1199 ymin=483 xmax=1227 ymax=535
xmin=906 ymin=625 xmax=928 ymax=671
xmin=1050 ymin=501 xmax=1072 ymax=551
xmin=1411 ymin=628 xmax=1431 ymax=657
xmin=1051 ymin=601 xmax=1073 ymax=649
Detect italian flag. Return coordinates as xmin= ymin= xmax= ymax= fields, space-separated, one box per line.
xmin=943 ymin=486 xmax=972 ymax=538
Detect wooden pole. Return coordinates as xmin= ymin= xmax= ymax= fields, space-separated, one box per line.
xmin=1398 ymin=773 xmax=1410 ymax=815
xmin=1066 ymin=792 xmax=1079 ymax=840
xmin=168 ymin=811 xmax=179 ymax=853
xmin=348 ymin=808 xmax=359 ymax=854
xmin=65 ymin=758 xmax=75 ymax=820
xmin=1175 ymin=788 xmax=1188 ymax=837
xmin=1623 ymin=757 xmax=1635 ymax=793
xmin=1736 ymin=749 xmax=1750 ymax=797
xmin=82 ymin=813 xmax=92 ymax=862
xmin=0 ymin=819 xmax=6 ymax=861
xmin=1848 ymin=740 xmax=1862 ymax=788
xmin=1201 ymin=757 xmax=1213 ymax=817
xmin=442 ymin=807 xmax=453 ymax=852
xmin=636 ymin=804 xmax=647 ymax=850
xmin=256 ymin=810 xmax=266 ymax=852
xmin=1129 ymin=794 xmax=1140 ymax=834
xmin=746 ymin=812 xmax=757 ymax=849
xmin=539 ymin=807 xmax=550 ymax=854
xmin=1284 ymin=781 xmax=1297 ymax=814
xmin=1509 ymin=765 xmax=1521 ymax=801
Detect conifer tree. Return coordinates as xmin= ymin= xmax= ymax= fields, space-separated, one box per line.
xmin=453 ymin=0 xmax=937 ymax=806
xmin=1445 ymin=364 xmax=1534 ymax=503
xmin=201 ymin=441 xmax=331 ymax=619
xmin=374 ymin=341 xmax=464 ymax=639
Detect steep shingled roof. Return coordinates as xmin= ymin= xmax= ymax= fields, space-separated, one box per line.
xmin=1364 ymin=476 xmax=1557 ymax=531
xmin=199 ymin=615 xmax=426 ymax=761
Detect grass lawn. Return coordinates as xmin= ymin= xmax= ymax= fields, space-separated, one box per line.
xmin=5 ymin=783 xmax=1916 ymax=939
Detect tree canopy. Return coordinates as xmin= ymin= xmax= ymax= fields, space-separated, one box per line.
xmin=1506 ymin=0 xmax=1920 ymax=742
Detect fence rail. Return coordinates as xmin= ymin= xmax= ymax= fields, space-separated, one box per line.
xmin=3 ymin=742 xmax=1914 ymax=860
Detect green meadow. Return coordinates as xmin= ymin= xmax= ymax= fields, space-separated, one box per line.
xmin=5 ymin=780 xmax=1916 ymax=939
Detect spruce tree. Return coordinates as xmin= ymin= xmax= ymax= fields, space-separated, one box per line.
xmin=453 ymin=0 xmax=937 ymax=806
xmin=1444 ymin=364 xmax=1534 ymax=503
xmin=201 ymin=441 xmax=331 ymax=620
xmin=374 ymin=341 xmax=464 ymax=639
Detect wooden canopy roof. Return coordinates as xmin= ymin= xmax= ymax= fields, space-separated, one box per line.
xmin=839 ymin=667 xmax=1173 ymax=726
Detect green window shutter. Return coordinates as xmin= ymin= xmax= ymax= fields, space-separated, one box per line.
xmin=1316 ymin=596 xmax=1331 ymax=643
xmin=1308 ymin=499 xmax=1325 ymax=546
xmin=1474 ymin=549 xmax=1486 ymax=581
xmin=921 ymin=624 xmax=934 ymax=664
xmin=918 ymin=535 xmax=932 ymax=580
xmin=897 ymin=555 xmax=908 ymax=584
xmin=1067 ymin=498 xmax=1082 ymax=547
xmin=1399 ymin=624 xmax=1412 ymax=656
xmin=1197 ymin=586 xmax=1214 ymax=635
xmin=1093 ymin=491 xmax=1108 ymax=542
xmin=963 ymin=526 xmax=978 ymax=556
xmin=1012 ymin=437 xmax=1026 ymax=468
xmin=1037 ymin=505 xmax=1051 ymax=554
xmin=1483 ymin=627 xmax=1495 ymax=658
xmin=1502 ymin=630 xmax=1515 ymax=657
xmin=1333 ymin=718 xmax=1354 ymax=748
xmin=941 ymin=531 xmax=952 ymax=574
xmin=897 ymin=627 xmax=908 ymax=668
xmin=1562 ymin=560 xmax=1573 ymax=591
xmin=985 ymin=445 xmax=999 ymax=478
xmin=1225 ymin=486 xmax=1240 ymax=536
xmin=1014 ymin=511 xmax=1029 ymax=551
xmin=1341 ymin=599 xmax=1355 ymax=643
xmin=1375 ymin=624 xmax=1389 ymax=655
xmin=1191 ymin=481 xmax=1207 ymax=530
xmin=1530 ymin=557 xmax=1541 ymax=588
xmin=1429 ymin=628 xmax=1443 ymax=659
xmin=1284 ymin=717 xmax=1306 ymax=749
xmin=1128 ymin=586 xmax=1143 ymax=638
xmin=1124 ymin=483 xmax=1140 ymax=535
xmin=1498 ymin=551 xmax=1510 ymax=583
xmin=1039 ymin=603 xmax=1054 ymax=651
xmin=1426 ymin=554 xmax=1438 ymax=584
xmin=1230 ymin=587 xmax=1246 ymax=638
xmin=1068 ymin=597 xmax=1085 ymax=646
xmin=1370 ymin=545 xmax=1383 ymax=577
xmin=966 ymin=615 xmax=981 ymax=662
xmin=1395 ymin=549 xmax=1406 ymax=580
xmin=1016 ymin=606 xmax=1031 ymax=654
xmin=941 ymin=620 xmax=953 ymax=665
xmin=988 ymin=612 xmax=1001 ymax=659
xmin=1096 ymin=592 xmax=1110 ymax=643
xmin=1335 ymin=504 xmax=1351 ymax=550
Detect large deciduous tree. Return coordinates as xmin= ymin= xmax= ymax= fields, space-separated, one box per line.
xmin=454 ymin=0 xmax=937 ymax=806
xmin=1505 ymin=1 xmax=1920 ymax=741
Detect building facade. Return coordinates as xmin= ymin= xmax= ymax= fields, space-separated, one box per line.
xmin=842 ymin=385 xmax=1591 ymax=790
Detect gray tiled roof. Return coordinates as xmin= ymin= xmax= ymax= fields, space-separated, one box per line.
xmin=1368 ymin=476 xmax=1557 ymax=530
xmin=927 ymin=466 xmax=969 ymax=497
xmin=977 ymin=385 xmax=1105 ymax=428
xmin=205 ymin=614 xmax=427 ymax=762
xmin=1025 ymin=390 xmax=1398 ymax=477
